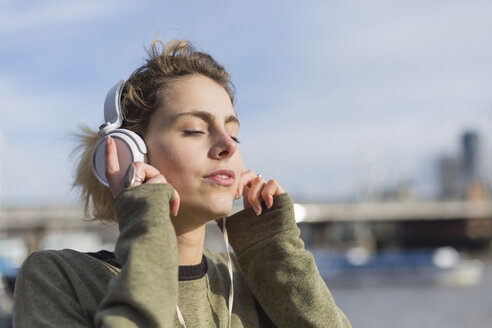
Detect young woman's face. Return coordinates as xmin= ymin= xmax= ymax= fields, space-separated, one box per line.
xmin=144 ymin=75 xmax=243 ymax=221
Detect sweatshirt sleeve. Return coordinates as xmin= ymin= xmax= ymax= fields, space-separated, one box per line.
xmin=225 ymin=193 xmax=351 ymax=328
xmin=13 ymin=251 xmax=95 ymax=327
xmin=13 ymin=184 xmax=179 ymax=328
xmin=94 ymin=183 xmax=179 ymax=327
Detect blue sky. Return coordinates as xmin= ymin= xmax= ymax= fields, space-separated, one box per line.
xmin=1 ymin=0 xmax=491 ymax=206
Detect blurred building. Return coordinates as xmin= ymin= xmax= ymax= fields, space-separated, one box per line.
xmin=462 ymin=131 xmax=480 ymax=184
xmin=439 ymin=130 xmax=488 ymax=201
xmin=439 ymin=155 xmax=463 ymax=199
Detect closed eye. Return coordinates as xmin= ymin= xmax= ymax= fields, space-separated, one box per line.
xmin=184 ymin=130 xmax=240 ymax=143
xmin=183 ymin=130 xmax=205 ymax=136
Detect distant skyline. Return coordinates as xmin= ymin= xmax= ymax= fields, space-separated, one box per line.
xmin=1 ymin=0 xmax=491 ymax=206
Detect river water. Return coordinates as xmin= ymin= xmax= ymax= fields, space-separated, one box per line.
xmin=329 ymin=254 xmax=492 ymax=328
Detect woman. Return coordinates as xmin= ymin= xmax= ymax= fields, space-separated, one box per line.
xmin=13 ymin=39 xmax=350 ymax=327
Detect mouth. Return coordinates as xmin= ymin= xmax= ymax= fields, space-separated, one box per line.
xmin=203 ymin=169 xmax=235 ymax=187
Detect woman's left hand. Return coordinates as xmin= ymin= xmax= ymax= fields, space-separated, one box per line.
xmin=237 ymin=170 xmax=285 ymax=216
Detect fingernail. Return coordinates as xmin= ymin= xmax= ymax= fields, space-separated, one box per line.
xmin=254 ymin=207 xmax=261 ymax=216
xmin=255 ymin=202 xmax=262 ymax=216
xmin=105 ymin=136 xmax=111 ymax=145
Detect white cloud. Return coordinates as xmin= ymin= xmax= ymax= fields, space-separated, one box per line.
xmin=0 ymin=76 xmax=101 ymax=133
xmin=0 ymin=76 xmax=97 ymax=206
xmin=0 ymin=77 xmax=63 ymax=129
xmin=309 ymin=1 xmax=492 ymax=63
xmin=0 ymin=137 xmax=77 ymax=206
xmin=0 ymin=0 xmax=133 ymax=34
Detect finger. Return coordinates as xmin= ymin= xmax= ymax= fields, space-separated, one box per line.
xmin=242 ymin=185 xmax=251 ymax=208
xmin=145 ymin=173 xmax=167 ymax=185
xmin=248 ymin=176 xmax=266 ymax=216
xmin=170 ymin=190 xmax=180 ymax=216
xmin=261 ymin=179 xmax=281 ymax=208
xmin=105 ymin=136 xmax=122 ymax=197
xmin=237 ymin=170 xmax=258 ymax=199
xmin=132 ymin=161 xmax=163 ymax=187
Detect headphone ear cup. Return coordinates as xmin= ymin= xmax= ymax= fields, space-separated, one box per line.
xmin=91 ymin=129 xmax=148 ymax=187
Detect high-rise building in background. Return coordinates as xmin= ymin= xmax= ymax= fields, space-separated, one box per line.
xmin=438 ymin=155 xmax=463 ymax=199
xmin=439 ymin=130 xmax=488 ymax=200
xmin=462 ymin=131 xmax=480 ymax=184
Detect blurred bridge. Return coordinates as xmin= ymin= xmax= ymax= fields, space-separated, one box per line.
xmin=1 ymin=200 xmax=492 ymax=231
xmin=0 ymin=200 xmax=491 ymax=253
xmin=293 ymin=200 xmax=492 ymax=222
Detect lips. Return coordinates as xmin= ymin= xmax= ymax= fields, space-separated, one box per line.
xmin=203 ymin=169 xmax=235 ymax=187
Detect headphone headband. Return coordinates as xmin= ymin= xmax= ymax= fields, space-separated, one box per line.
xmin=98 ymin=80 xmax=125 ymax=136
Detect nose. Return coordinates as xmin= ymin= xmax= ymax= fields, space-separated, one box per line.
xmin=209 ymin=130 xmax=238 ymax=159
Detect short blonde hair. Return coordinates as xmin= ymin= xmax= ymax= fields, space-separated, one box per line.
xmin=73 ymin=39 xmax=234 ymax=223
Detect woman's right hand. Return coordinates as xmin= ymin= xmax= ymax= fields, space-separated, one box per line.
xmin=104 ymin=136 xmax=180 ymax=216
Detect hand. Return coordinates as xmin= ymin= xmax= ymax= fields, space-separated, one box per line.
xmin=236 ymin=170 xmax=285 ymax=216
xmin=105 ymin=136 xmax=180 ymax=216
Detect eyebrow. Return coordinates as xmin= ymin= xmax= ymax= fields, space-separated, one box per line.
xmin=171 ymin=110 xmax=240 ymax=127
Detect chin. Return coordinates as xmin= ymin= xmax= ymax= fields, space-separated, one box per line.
xmin=209 ymin=200 xmax=234 ymax=217
xmin=183 ymin=192 xmax=234 ymax=221
xmin=203 ymin=194 xmax=235 ymax=218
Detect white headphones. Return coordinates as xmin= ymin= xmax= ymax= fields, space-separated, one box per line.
xmin=91 ymin=80 xmax=148 ymax=187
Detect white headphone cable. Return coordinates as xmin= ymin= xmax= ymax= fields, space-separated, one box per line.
xmin=176 ymin=304 xmax=186 ymax=327
xmin=222 ymin=216 xmax=234 ymax=328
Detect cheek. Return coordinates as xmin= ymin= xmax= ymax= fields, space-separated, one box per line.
xmin=149 ymin=142 xmax=202 ymax=186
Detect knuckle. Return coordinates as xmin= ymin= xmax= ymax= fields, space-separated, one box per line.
xmin=256 ymin=186 xmax=264 ymax=196
xmin=148 ymin=175 xmax=164 ymax=184
xmin=105 ymin=167 xmax=115 ymax=177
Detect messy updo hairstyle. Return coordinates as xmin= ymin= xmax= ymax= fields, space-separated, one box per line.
xmin=73 ymin=39 xmax=235 ymax=223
